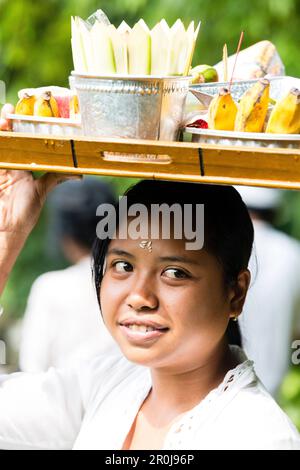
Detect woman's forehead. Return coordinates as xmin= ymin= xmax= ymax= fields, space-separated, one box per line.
xmin=110 ymin=210 xmax=204 ymax=252
xmin=109 ymin=234 xmax=187 ymax=253
xmin=107 ymin=237 xmax=214 ymax=267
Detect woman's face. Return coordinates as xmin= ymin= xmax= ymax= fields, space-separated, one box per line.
xmin=100 ymin=223 xmax=247 ymax=372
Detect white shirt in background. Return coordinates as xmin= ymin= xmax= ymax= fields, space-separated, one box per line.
xmin=240 ymin=220 xmax=300 ymax=396
xmin=0 ymin=346 xmax=299 ymax=450
xmin=19 ymin=257 xmax=120 ymax=372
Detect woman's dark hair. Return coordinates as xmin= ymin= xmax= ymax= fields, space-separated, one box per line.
xmin=93 ymin=180 xmax=254 ymax=347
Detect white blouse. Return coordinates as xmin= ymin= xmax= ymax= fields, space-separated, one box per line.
xmin=0 ymin=347 xmax=299 ymax=450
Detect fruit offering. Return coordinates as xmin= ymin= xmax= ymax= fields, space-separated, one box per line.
xmin=208 ymin=88 xmax=237 ymax=131
xmin=186 ymin=118 xmax=208 ymax=129
xmin=214 ymin=41 xmax=285 ymax=81
xmin=71 ymin=10 xmax=201 ymax=76
xmin=190 ymin=65 xmax=218 ymax=84
xmin=235 ymin=78 xmax=270 ymax=133
xmin=33 ymin=91 xmax=60 ymax=118
xmin=15 ymin=87 xmax=80 ymax=119
xmin=266 ymin=88 xmax=300 ymax=134
xmin=196 ymin=79 xmax=300 ymax=134
xmin=15 ymin=94 xmax=35 ymax=116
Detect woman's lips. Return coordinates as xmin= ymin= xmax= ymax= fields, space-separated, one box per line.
xmin=119 ymin=318 xmax=168 ymax=330
xmin=119 ymin=324 xmax=169 ymax=343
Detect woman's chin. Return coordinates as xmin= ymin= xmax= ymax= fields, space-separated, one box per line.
xmin=119 ymin=345 xmax=162 ymax=367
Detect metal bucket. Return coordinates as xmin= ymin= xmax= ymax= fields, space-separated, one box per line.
xmin=71 ymin=72 xmax=190 ymax=141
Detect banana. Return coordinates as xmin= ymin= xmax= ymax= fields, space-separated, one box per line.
xmin=266 ymin=88 xmax=300 ymax=134
xmin=33 ymin=91 xmax=60 ymax=118
xmin=69 ymin=95 xmax=80 ymax=119
xmin=207 ymin=88 xmax=237 ymax=131
xmin=15 ymin=93 xmax=36 ymax=115
xmin=234 ymin=78 xmax=270 ymax=132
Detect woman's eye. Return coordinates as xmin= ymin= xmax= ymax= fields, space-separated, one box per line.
xmin=163 ymin=268 xmax=189 ymax=279
xmin=113 ymin=261 xmax=133 ymax=273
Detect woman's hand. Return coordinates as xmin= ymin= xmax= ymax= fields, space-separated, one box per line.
xmin=0 ymin=104 xmax=81 ymax=293
xmin=0 ymin=170 xmax=80 ymax=235
xmin=0 ymin=103 xmax=14 ymax=131
xmin=0 ymin=169 xmax=80 ymax=295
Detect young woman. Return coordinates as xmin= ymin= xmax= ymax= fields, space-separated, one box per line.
xmin=0 ymin=110 xmax=299 ymax=450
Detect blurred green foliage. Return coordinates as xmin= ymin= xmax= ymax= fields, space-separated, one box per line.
xmin=1 ymin=0 xmax=300 ymax=102
xmin=279 ymin=366 xmax=300 ymax=429
xmin=0 ymin=0 xmax=300 ymax=427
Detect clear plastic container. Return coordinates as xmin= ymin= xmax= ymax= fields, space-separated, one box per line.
xmin=7 ymin=114 xmax=82 ymax=137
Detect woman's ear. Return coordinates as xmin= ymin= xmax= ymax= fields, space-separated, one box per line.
xmin=229 ymin=269 xmax=251 ymax=319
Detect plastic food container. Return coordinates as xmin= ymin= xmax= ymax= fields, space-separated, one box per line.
xmin=189 ymin=76 xmax=300 ymax=102
xmin=184 ymin=127 xmax=300 ymax=149
xmin=185 ymin=76 xmax=300 ymax=148
xmin=7 ymin=114 xmax=82 ymax=136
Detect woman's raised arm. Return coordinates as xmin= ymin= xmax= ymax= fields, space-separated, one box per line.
xmin=0 ymin=104 xmax=81 ymax=294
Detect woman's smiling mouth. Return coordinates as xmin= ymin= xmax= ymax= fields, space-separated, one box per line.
xmin=118 ymin=319 xmax=169 ymax=343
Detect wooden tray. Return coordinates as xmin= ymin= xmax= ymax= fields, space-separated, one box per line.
xmin=1 ymin=131 xmax=300 ymax=190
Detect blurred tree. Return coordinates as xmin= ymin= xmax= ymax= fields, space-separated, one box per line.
xmin=278 ymin=366 xmax=300 ymax=430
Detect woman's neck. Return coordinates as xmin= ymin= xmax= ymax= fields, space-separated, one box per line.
xmin=146 ymin=342 xmax=237 ymax=423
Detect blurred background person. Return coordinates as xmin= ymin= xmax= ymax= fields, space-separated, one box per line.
xmin=19 ymin=177 xmax=120 ymax=372
xmin=237 ymin=186 xmax=300 ymax=398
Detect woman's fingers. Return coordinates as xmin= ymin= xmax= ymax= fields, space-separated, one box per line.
xmin=1 ymin=103 xmax=15 ymax=118
xmin=0 ymin=118 xmax=11 ymax=131
xmin=0 ymin=103 xmax=15 ymax=131
xmin=35 ymin=172 xmax=82 ymax=199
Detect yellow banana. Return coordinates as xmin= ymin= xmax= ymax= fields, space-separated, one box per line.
xmin=15 ymin=93 xmax=35 ymax=115
xmin=207 ymin=88 xmax=237 ymax=131
xmin=34 ymin=91 xmax=60 ymax=118
xmin=69 ymin=95 xmax=80 ymax=119
xmin=235 ymin=78 xmax=270 ymax=132
xmin=266 ymin=88 xmax=300 ymax=134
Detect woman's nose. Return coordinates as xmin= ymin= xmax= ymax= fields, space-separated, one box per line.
xmin=126 ymin=282 xmax=159 ymax=312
